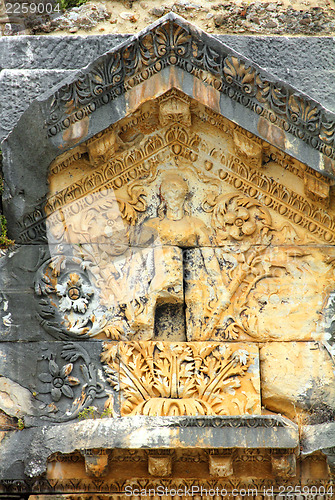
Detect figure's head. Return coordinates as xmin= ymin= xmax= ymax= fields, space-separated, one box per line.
xmin=160 ymin=173 xmax=188 ymax=209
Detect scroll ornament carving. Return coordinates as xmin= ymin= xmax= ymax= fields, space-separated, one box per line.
xmin=102 ymin=341 xmax=260 ymax=416
xmin=34 ymin=255 xmax=106 ymax=339
xmin=185 ymin=246 xmax=317 ymax=342
xmin=47 ymin=17 xmax=335 ymax=164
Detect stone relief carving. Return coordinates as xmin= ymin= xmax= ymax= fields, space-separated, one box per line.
xmin=3 ymin=16 xmax=335 ymax=493
xmin=37 ymin=343 xmax=105 ymax=422
xmin=22 ymin=92 xmax=335 ymax=247
xmin=31 ymin=89 xmax=335 ymax=418
xmin=34 ymin=255 xmax=105 ymax=338
xmin=102 ymin=341 xmax=260 ymax=417
xmin=35 ymin=161 xmax=335 ymax=343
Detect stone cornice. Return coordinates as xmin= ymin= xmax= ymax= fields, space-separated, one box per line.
xmin=0 ymin=415 xmax=298 ymax=479
xmin=46 ymin=14 xmax=335 ymax=174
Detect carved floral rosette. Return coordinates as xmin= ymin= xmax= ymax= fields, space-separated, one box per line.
xmin=34 ymin=254 xmax=105 ymax=339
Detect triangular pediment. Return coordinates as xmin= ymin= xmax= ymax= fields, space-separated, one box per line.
xmin=44 ymin=13 xmax=335 ymax=181
xmin=47 ymin=88 xmax=334 ymax=247
xmin=4 ymin=13 xmax=335 ymax=245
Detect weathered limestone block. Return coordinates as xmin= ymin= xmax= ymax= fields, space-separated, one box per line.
xmin=0 ymin=69 xmax=76 ymax=140
xmin=185 ymin=246 xmax=335 ymax=342
xmin=148 ymin=454 xmax=172 ymax=477
xmin=0 ymin=35 xmax=130 ymax=141
xmin=102 ymin=341 xmax=260 ymax=417
xmin=0 ymin=377 xmax=35 ymax=418
xmin=0 ymin=34 xmax=129 ymax=70
xmin=209 ymin=454 xmax=234 ymax=477
xmin=0 ymin=245 xmax=54 ymax=341
xmin=260 ymin=342 xmax=335 ymax=422
xmin=302 ymin=421 xmax=335 ymax=455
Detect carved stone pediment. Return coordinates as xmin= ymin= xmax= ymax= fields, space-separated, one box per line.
xmin=33 ymin=89 xmax=335 ymax=349
xmin=24 ymin=87 xmax=335 ymax=422
xmin=2 ymin=15 xmax=335 ymax=488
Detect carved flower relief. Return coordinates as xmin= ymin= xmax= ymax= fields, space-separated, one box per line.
xmin=56 ymin=273 xmax=94 ymax=313
xmin=210 ymin=193 xmax=272 ymax=243
xmin=224 ymin=206 xmax=256 ymax=241
xmin=38 ymin=359 xmax=80 ymax=402
xmin=34 ymin=256 xmax=105 ymax=340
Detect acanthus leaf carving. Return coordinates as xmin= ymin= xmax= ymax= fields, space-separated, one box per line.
xmin=102 ymin=341 xmax=260 ymax=417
